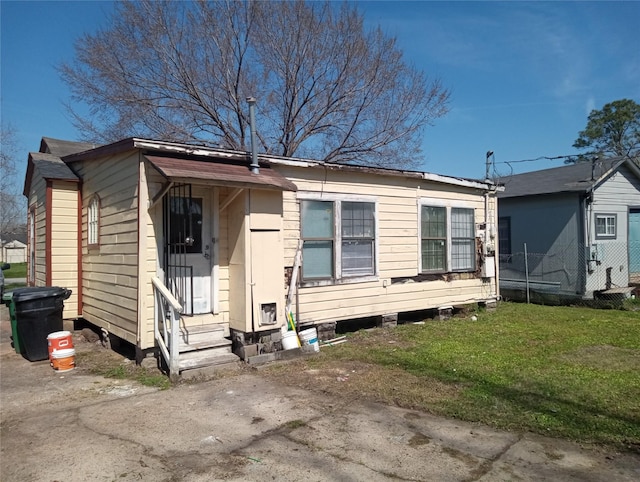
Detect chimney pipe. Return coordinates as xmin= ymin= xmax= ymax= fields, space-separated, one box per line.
xmin=246 ymin=97 xmax=259 ymax=174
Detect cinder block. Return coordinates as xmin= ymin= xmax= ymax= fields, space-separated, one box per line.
xmin=438 ymin=306 xmax=453 ymax=321
xmin=237 ymin=343 xmax=259 ymax=360
xmin=378 ymin=313 xmax=398 ymax=328
xmin=317 ymin=322 xmax=336 ymax=341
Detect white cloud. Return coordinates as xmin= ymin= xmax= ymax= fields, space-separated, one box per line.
xmin=585 ymin=96 xmax=596 ymax=115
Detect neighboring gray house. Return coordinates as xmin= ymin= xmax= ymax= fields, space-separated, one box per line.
xmin=498 ymin=157 xmax=640 ymax=300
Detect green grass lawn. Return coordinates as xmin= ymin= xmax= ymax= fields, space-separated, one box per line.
xmin=3 ymin=262 xmax=27 ymax=278
xmin=268 ymin=302 xmax=640 ymax=452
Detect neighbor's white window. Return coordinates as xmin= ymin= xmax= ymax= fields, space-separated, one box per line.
xmin=595 ymin=213 xmax=616 ymax=239
xmin=420 ymin=203 xmax=476 ymax=273
xmin=88 ymin=196 xmax=100 ymax=246
xmin=300 ymin=198 xmax=376 ymax=281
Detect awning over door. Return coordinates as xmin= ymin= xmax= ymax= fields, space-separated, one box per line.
xmin=146 ymin=155 xmax=297 ymax=191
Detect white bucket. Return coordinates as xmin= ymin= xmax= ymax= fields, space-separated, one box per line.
xmin=51 ymin=348 xmax=76 ymax=372
xmin=281 ymin=330 xmax=299 ymax=350
xmin=299 ymin=327 xmax=320 ymax=352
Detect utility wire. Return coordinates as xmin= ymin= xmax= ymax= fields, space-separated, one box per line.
xmin=492 ymin=152 xmax=599 ymax=177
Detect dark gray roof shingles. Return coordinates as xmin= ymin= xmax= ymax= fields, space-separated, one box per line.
xmin=40 ymin=137 xmax=98 ymax=157
xmin=498 ymin=157 xmax=624 ymax=198
xmin=29 ymin=152 xmax=79 ymax=181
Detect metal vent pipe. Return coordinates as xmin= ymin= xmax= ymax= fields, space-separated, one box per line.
xmin=247 ymin=97 xmax=259 ymax=174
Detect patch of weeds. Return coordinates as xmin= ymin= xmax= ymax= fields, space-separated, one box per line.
xmin=283 ymin=419 xmax=307 ymax=430
xmin=135 ymin=370 xmax=171 ymax=390
xmin=623 ymin=297 xmax=640 ymax=311
xmin=81 ymin=354 xmax=171 ymax=390
xmin=408 ymin=432 xmax=430 ymax=446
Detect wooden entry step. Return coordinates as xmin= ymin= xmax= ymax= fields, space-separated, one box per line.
xmin=178 ymin=351 xmax=240 ymax=371
xmin=170 ymin=323 xmax=231 ymax=353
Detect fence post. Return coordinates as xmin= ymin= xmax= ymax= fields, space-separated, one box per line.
xmin=524 ymin=242 xmax=530 ymax=304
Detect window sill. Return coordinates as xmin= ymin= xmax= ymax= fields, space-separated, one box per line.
xmin=301 ymin=274 xmax=378 ymax=288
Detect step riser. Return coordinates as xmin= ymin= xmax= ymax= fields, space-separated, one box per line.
xmin=179 ymin=331 xmax=225 ymax=345
xmin=178 ymin=343 xmax=232 ymax=354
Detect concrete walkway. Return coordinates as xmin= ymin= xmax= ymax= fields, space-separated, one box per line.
xmin=1 ymin=310 xmax=639 ymax=481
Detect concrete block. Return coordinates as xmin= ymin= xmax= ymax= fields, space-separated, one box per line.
xmin=237 ymin=343 xmax=259 ymax=360
xmin=316 ymin=322 xmax=336 ymax=341
xmin=377 ymin=313 xmax=398 ymax=328
xmin=438 ymin=306 xmax=453 ymax=321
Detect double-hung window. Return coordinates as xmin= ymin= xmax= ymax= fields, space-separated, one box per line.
xmin=341 ymin=202 xmax=375 ymax=276
xmin=300 ymin=197 xmax=377 ymax=282
xmin=421 ymin=206 xmax=447 ymax=271
xmin=451 ymin=208 xmax=475 ymax=271
xmin=595 ymin=213 xmax=616 ymax=239
xmin=420 ymin=202 xmax=476 ymax=273
xmin=301 ymin=200 xmax=335 ymax=279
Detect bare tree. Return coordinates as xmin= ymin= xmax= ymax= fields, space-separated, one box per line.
xmin=60 ymin=0 xmax=449 ymax=168
xmin=0 ymin=125 xmax=26 ymax=237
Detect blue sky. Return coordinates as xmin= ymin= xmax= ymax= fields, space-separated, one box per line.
xmin=2 ymin=1 xmax=639 ymax=183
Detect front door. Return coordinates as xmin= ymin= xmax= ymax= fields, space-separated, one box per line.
xmin=164 ymin=184 xmax=212 ymax=315
xmin=630 ymin=209 xmax=640 ymax=283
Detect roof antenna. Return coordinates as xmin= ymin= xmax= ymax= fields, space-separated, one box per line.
xmin=591 ymin=155 xmax=597 ymax=181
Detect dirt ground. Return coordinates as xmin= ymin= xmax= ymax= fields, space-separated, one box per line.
xmin=1 ymin=307 xmax=639 ymax=481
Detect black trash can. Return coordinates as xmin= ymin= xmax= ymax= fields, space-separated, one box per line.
xmin=13 ymin=287 xmax=72 ymax=361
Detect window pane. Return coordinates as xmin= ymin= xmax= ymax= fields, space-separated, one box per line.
xmin=451 ymin=208 xmax=474 ymax=238
xmin=596 ymin=217 xmax=606 ymax=235
xmin=88 ymin=198 xmax=99 ymax=245
xmin=498 ymin=217 xmax=511 ymax=256
xmin=451 ymin=239 xmax=475 ymax=271
xmin=451 ymin=207 xmax=475 ymax=271
xmin=301 ymin=201 xmax=334 ymax=238
xmin=342 ymin=240 xmax=374 ymax=275
xmin=421 ymin=206 xmax=446 ymax=238
xmin=169 ymin=197 xmax=202 ymax=253
xmin=422 ymin=239 xmax=446 ymax=271
xmin=302 ymin=241 xmax=333 ymax=279
xmin=342 ymin=202 xmax=374 ymax=238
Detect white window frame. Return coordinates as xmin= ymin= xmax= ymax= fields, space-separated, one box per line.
xmin=595 ymin=213 xmax=616 ymax=239
xmin=418 ymin=198 xmax=477 ymax=273
xmin=88 ymin=196 xmax=100 ymax=247
xmin=298 ymin=192 xmax=379 ymax=286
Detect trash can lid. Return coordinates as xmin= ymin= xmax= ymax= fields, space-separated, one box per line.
xmin=11 ymin=287 xmax=71 ymax=303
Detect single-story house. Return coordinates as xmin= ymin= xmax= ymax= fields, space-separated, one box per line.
xmin=24 ymin=136 xmax=502 ymax=377
xmin=498 ymin=157 xmax=640 ymax=300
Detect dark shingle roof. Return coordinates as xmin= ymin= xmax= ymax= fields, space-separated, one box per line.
xmin=29 ymin=152 xmax=79 ymax=181
xmin=40 ymin=137 xmax=98 ymax=157
xmin=498 ymin=157 xmax=627 ymax=199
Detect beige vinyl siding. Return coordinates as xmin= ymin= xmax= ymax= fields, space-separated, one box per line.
xmin=50 ymin=181 xmax=79 ymax=318
xmin=29 ymin=175 xmax=48 ymax=286
xmin=278 ymin=165 xmax=497 ymax=325
xmin=74 ymin=151 xmax=140 ymax=344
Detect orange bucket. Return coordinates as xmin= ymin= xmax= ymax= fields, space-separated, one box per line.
xmin=51 ymin=348 xmax=76 ymax=372
xmin=48 ymin=331 xmax=74 ymax=363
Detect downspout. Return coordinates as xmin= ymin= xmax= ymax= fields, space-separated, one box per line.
xmin=247 ymin=97 xmax=260 ymax=174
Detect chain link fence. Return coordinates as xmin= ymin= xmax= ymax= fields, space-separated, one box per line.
xmin=499 ymin=240 xmax=640 ymax=309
